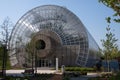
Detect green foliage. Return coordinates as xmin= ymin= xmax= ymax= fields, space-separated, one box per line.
xmin=106 ymin=17 xmax=111 ymax=23
xmin=25 ymin=42 xmax=35 ymax=65
xmin=99 ymin=0 xmax=120 ymax=59
xmin=0 ymin=46 xmax=4 ymax=69
xmin=63 ymin=76 xmax=70 ymax=80
xmin=26 ymin=42 xmax=34 ymax=53
xmin=101 ymin=25 xmax=119 ymax=60
xmin=65 ymin=67 xmax=95 ymax=72
xmin=6 ymin=58 xmax=11 ymax=69
xmin=0 ymin=17 xmax=13 ymax=70
xmin=99 ymin=0 xmax=120 ymax=23
xmin=0 ymin=46 xmax=11 ymax=70
xmin=0 ymin=74 xmax=58 ymax=80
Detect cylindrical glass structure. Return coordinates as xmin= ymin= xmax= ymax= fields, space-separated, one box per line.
xmin=9 ymin=5 xmax=100 ymax=67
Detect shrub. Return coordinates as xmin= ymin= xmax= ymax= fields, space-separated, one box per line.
xmin=65 ymin=67 xmax=95 ymax=72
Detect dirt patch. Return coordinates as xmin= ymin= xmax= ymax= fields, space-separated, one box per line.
xmin=47 ymin=74 xmax=62 ymax=80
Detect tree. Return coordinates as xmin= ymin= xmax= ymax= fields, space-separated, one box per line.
xmin=101 ymin=25 xmax=118 ymax=60
xmin=25 ymin=42 xmax=35 ymax=68
xmin=99 ymin=0 xmax=120 ymax=22
xmin=25 ymin=40 xmax=39 ymax=74
xmin=101 ymin=20 xmax=119 ymax=72
xmin=0 ymin=46 xmax=4 ymax=69
xmin=101 ymin=17 xmax=119 ymax=60
xmin=0 ymin=17 xmax=13 ymax=76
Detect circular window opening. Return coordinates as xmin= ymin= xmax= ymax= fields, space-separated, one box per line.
xmin=35 ymin=40 xmax=46 ymax=50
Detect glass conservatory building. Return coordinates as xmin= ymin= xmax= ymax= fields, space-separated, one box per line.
xmin=9 ymin=5 xmax=100 ymax=68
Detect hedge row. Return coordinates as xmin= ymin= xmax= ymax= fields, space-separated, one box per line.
xmin=65 ymin=67 xmax=95 ymax=72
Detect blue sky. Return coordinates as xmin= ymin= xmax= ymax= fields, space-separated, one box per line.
xmin=0 ymin=0 xmax=120 ymax=49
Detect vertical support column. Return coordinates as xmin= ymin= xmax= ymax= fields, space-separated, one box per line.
xmin=56 ymin=58 xmax=58 ymax=72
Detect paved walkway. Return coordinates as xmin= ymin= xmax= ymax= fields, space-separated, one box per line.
xmin=70 ymin=77 xmax=89 ymax=80
xmin=6 ymin=69 xmax=57 ymax=76
xmin=6 ymin=69 xmax=99 ymax=80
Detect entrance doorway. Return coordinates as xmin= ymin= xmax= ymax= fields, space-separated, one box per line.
xmin=37 ymin=59 xmax=52 ymax=67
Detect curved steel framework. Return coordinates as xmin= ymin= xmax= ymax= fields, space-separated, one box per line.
xmin=9 ymin=5 xmax=100 ymax=68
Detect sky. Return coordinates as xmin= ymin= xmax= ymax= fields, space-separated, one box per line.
xmin=0 ymin=0 xmax=120 ymax=49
